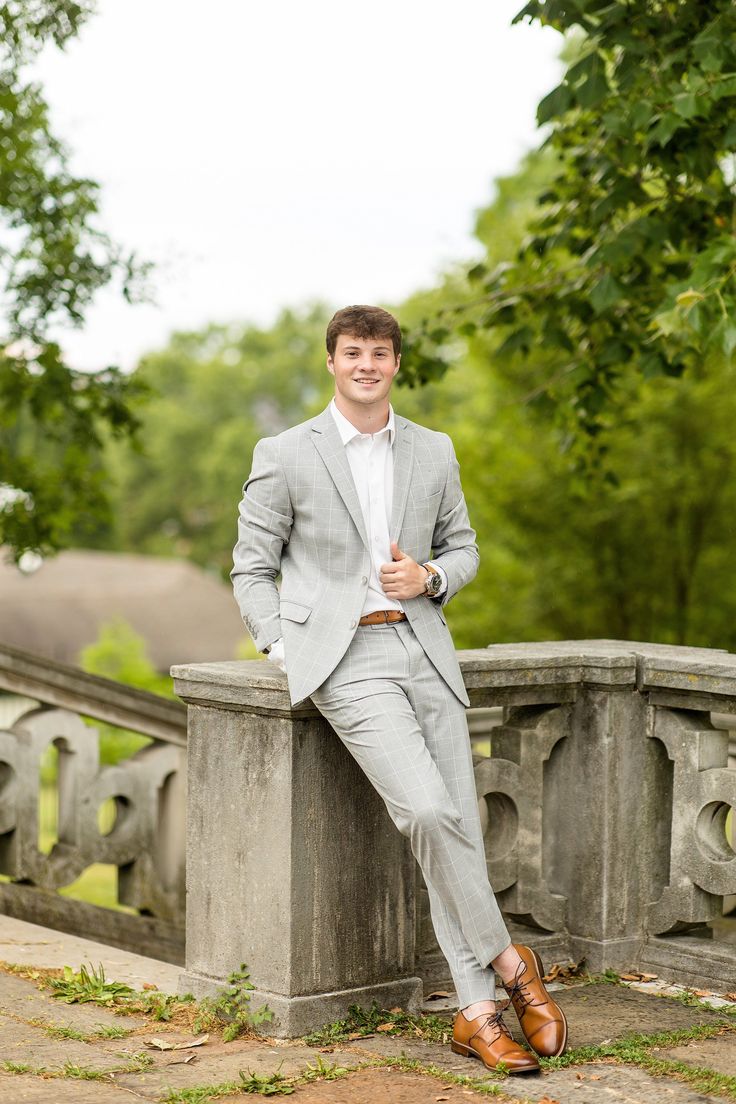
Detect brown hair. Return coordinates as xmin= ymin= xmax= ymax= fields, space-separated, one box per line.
xmin=326 ymin=305 xmax=402 ymax=359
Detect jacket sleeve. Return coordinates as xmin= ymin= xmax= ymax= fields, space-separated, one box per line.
xmin=429 ymin=434 xmax=480 ymax=608
xmin=230 ymin=437 xmax=293 ymax=653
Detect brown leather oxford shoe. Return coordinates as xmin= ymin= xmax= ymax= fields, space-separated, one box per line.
xmin=504 ymin=943 xmax=568 ymax=1057
xmin=451 ymin=1006 xmax=540 ymax=1074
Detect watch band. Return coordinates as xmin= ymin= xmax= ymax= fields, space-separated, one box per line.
xmin=422 ymin=562 xmax=443 ymax=596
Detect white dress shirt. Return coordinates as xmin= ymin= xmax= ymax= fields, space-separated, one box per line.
xmin=266 ymin=398 xmax=447 ymax=670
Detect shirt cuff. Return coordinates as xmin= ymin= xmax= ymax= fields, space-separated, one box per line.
xmin=426 ymin=560 xmax=448 ymax=596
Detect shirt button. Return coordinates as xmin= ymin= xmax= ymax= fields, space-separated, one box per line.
xmin=350 ymin=619 xmax=357 ymax=628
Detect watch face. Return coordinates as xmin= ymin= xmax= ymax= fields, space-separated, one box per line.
xmin=427 ymin=572 xmax=442 ymax=595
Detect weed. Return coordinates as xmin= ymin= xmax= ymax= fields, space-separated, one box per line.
xmin=95 ymin=1024 xmax=132 ymax=1038
xmin=59 ymin=1063 xmax=109 ymax=1080
xmin=40 ymin=1023 xmax=89 ymax=1041
xmin=191 ymin=963 xmax=273 ymax=1041
xmin=239 ymin=1061 xmax=295 ymax=1094
xmin=301 ymin=998 xmax=451 ymax=1046
xmin=48 ymin=962 xmax=133 ymax=1005
xmin=140 ymin=991 xmax=180 ymax=1021
xmin=161 ymin=1085 xmax=242 ymax=1103
xmin=301 ymin=1054 xmax=349 ymax=1081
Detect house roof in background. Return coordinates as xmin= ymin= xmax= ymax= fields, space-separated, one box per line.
xmin=0 ymin=548 xmax=248 ymax=672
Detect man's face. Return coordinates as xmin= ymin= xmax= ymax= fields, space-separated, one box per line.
xmin=327 ymin=333 xmax=400 ymax=407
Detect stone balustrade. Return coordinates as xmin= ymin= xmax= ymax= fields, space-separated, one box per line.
xmin=1 ymin=637 xmax=734 ymax=1035
xmin=0 ymin=643 xmax=187 ymax=962
xmin=172 ymin=639 xmax=736 ymax=1037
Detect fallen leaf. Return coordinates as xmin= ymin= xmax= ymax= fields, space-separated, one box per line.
xmin=388 ymin=1006 xmax=404 ymax=1013
xmin=639 ymin=973 xmax=658 ymax=980
xmin=143 ymin=982 xmax=159 ymax=991
xmin=724 ymin=992 xmax=736 ymax=1002
xmin=543 ymin=957 xmax=586 ymax=982
xmin=436 ymin=1097 xmax=450 ymax=1101
xmin=376 ymin=1023 xmax=395 ymax=1032
xmin=692 ymin=989 xmax=712 ymax=997
xmin=346 ymin=1032 xmax=374 ymax=1040
xmin=590 ymin=1074 xmax=601 ymax=1080
xmin=538 ymin=1096 xmax=560 ymax=1104
xmin=145 ymin=1034 xmax=210 ymax=1051
xmin=426 ymin=990 xmax=450 ymax=1000
xmin=619 ymin=973 xmax=641 ymax=981
xmin=166 ymin=1054 xmax=198 ymax=1066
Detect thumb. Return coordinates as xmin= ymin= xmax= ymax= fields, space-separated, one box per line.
xmin=391 ymin=540 xmax=407 ymax=560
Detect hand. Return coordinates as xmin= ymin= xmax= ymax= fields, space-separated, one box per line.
xmin=266 ymin=637 xmax=287 ymax=673
xmin=379 ymin=541 xmax=428 ymax=600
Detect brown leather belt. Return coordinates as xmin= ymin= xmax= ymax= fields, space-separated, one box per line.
xmin=358 ymin=610 xmax=408 ymax=626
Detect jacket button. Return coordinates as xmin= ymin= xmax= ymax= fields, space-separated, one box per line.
xmin=361 ymin=576 xmax=367 ymax=584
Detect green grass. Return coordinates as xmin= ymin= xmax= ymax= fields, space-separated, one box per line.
xmin=300 ymin=997 xmax=454 ymax=1047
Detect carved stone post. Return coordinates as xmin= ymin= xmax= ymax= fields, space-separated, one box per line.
xmin=170 ymin=660 xmax=422 ymax=1037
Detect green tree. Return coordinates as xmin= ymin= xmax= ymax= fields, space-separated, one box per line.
xmin=93 ymin=304 xmax=331 ymax=574
xmin=408 ymin=1 xmax=736 ymax=477
xmin=404 ymin=146 xmax=736 ymax=651
xmin=0 ymin=1 xmax=150 ymax=563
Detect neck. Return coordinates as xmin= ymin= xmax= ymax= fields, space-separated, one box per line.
xmin=333 ymin=393 xmax=390 ymax=435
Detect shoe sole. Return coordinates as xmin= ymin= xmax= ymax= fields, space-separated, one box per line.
xmin=450 ymin=1039 xmax=539 ymax=1073
xmin=526 ymin=946 xmax=569 ymax=1058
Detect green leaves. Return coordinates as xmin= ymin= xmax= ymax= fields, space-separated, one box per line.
xmin=589 ymin=273 xmax=624 ymax=314
xmin=1 ymin=4 xmax=152 ymax=559
xmin=444 ymin=0 xmax=736 ymax=472
xmin=538 ymin=82 xmax=572 ymax=124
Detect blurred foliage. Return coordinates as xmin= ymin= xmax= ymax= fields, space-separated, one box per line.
xmin=0 ymin=1 xmax=151 ymax=562
xmin=78 ymin=617 xmax=174 ymax=765
xmin=88 ymin=304 xmax=332 ymax=573
xmin=406 ymin=0 xmax=736 ymax=480
xmin=400 ymin=147 xmax=736 ymax=651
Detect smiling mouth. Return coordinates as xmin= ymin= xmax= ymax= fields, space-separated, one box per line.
xmin=355 ymin=379 xmax=379 ymax=385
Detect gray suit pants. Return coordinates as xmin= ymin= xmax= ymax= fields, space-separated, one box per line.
xmin=310 ymin=617 xmax=511 ymax=1006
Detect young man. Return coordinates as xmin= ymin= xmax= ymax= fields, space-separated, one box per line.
xmin=231 ymin=304 xmax=568 ymax=1073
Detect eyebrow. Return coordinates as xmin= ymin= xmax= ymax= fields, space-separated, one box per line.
xmin=343 ymin=344 xmax=391 ymax=351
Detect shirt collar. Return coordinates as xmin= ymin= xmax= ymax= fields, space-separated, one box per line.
xmin=329 ymin=396 xmax=395 ymax=445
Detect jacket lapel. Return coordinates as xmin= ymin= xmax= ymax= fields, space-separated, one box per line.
xmin=389 ymin=414 xmax=414 ymax=545
xmin=310 ymin=406 xmax=369 ymax=550
xmin=310 ymin=404 xmax=414 ymax=553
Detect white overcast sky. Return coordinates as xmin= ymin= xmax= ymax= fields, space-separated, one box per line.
xmin=33 ymin=0 xmax=563 ymax=372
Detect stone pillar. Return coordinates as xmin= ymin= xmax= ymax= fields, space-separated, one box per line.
xmin=170 ymin=660 xmax=422 ymax=1037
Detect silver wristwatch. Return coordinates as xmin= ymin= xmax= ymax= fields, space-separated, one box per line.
xmin=422 ymin=562 xmax=443 ymax=597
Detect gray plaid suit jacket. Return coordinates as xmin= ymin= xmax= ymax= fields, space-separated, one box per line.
xmin=230 ymin=402 xmax=479 ymax=709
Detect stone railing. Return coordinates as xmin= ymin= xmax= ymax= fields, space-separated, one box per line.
xmin=0 ymin=642 xmax=187 ymax=963
xmin=172 ymin=639 xmax=736 ymax=1037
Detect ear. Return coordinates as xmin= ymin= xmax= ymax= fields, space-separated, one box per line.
xmin=326 ymin=354 xmax=335 ymax=376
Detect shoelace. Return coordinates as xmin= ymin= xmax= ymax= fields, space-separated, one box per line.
xmin=505 ymin=961 xmax=540 ymax=1012
xmin=479 ymin=1008 xmax=512 ymax=1040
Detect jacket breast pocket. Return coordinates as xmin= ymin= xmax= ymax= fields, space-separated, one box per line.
xmin=417 ymin=487 xmax=443 ymax=502
xmin=279 ymin=599 xmax=312 ymax=623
